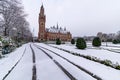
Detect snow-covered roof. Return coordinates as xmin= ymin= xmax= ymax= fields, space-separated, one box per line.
xmin=46 ymin=26 xmax=69 ymax=34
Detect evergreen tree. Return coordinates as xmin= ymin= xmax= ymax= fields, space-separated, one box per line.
xmin=71 ymin=39 xmax=75 ymax=44
xmin=56 ymin=38 xmax=61 ymax=45
xmin=92 ymin=37 xmax=101 ymax=47
xmin=76 ymin=38 xmax=86 ymax=49
xmin=112 ymin=39 xmax=120 ymax=44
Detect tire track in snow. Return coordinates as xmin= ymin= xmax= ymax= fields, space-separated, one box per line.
xmin=32 ymin=44 xmax=77 ymax=80
xmin=2 ymin=47 xmax=26 ymax=80
xmin=34 ymin=44 xmax=102 ymax=80
xmin=30 ymin=44 xmax=37 ymax=80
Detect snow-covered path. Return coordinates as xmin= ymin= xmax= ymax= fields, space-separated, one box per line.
xmin=33 ymin=44 xmax=99 ymax=80
xmin=33 ymin=44 xmax=97 ymax=80
xmin=31 ymin=44 xmax=71 ymax=80
xmin=36 ymin=43 xmax=120 ymax=80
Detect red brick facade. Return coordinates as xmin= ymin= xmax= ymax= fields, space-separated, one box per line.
xmin=38 ymin=5 xmax=72 ymax=42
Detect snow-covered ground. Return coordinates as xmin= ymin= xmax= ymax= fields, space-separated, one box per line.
xmin=32 ymin=44 xmax=96 ymax=80
xmin=0 ymin=42 xmax=120 ymax=80
xmin=87 ymin=42 xmax=120 ymax=52
xmin=87 ymin=42 xmax=120 ymax=47
xmin=31 ymin=44 xmax=71 ymax=80
xmin=5 ymin=44 xmax=33 ymax=80
xmin=49 ymin=43 xmax=120 ymax=64
xmin=36 ymin=43 xmax=120 ymax=80
xmin=0 ymin=44 xmax=27 ymax=80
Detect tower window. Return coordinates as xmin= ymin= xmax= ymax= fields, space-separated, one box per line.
xmin=41 ymin=23 xmax=44 ymax=25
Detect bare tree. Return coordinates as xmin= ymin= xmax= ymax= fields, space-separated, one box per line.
xmin=0 ymin=0 xmax=22 ymax=36
xmin=0 ymin=0 xmax=32 ymax=41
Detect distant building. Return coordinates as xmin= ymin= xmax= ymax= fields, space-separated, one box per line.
xmin=38 ymin=5 xmax=72 ymax=42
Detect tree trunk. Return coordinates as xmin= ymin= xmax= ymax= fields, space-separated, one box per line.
xmin=4 ymin=27 xmax=7 ymax=36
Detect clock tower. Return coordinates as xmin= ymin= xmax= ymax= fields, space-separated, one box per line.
xmin=38 ymin=4 xmax=46 ymax=41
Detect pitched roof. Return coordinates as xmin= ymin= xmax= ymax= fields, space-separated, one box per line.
xmin=46 ymin=26 xmax=69 ymax=34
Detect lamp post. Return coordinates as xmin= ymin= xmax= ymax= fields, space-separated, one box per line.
xmin=106 ymin=40 xmax=107 ymax=46
xmin=12 ymin=27 xmax=17 ymax=45
xmin=105 ymin=37 xmax=108 ymax=47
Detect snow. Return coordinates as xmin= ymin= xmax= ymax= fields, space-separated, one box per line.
xmin=36 ymin=43 xmax=120 ymax=80
xmin=0 ymin=44 xmax=26 ymax=80
xmin=0 ymin=42 xmax=120 ymax=80
xmin=36 ymin=45 xmax=96 ymax=80
xmin=87 ymin=42 xmax=120 ymax=47
xmin=47 ymin=26 xmax=68 ymax=34
xmin=31 ymin=44 xmax=70 ymax=80
xmin=49 ymin=43 xmax=120 ymax=64
xmin=5 ymin=44 xmax=33 ymax=80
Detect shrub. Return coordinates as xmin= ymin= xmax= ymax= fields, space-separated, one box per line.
xmin=116 ymin=65 xmax=120 ymax=69
xmin=71 ymin=39 xmax=75 ymax=44
xmin=103 ymin=60 xmax=112 ymax=66
xmin=86 ymin=56 xmax=92 ymax=60
xmin=112 ymin=39 xmax=120 ymax=44
xmin=92 ymin=37 xmax=101 ymax=47
xmin=76 ymin=38 xmax=86 ymax=49
xmin=56 ymin=38 xmax=61 ymax=45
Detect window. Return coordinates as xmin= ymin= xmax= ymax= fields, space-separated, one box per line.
xmin=41 ymin=23 xmax=44 ymax=25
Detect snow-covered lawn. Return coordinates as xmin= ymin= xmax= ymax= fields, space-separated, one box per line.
xmin=36 ymin=43 xmax=120 ymax=80
xmin=87 ymin=42 xmax=120 ymax=47
xmin=49 ymin=43 xmax=120 ymax=65
xmin=87 ymin=42 xmax=120 ymax=52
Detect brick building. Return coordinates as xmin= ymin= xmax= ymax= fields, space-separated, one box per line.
xmin=38 ymin=5 xmax=72 ymax=42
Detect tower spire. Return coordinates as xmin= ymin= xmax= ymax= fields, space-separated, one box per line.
xmin=40 ymin=3 xmax=44 ymax=16
xmin=41 ymin=0 xmax=43 ymax=5
xmin=40 ymin=0 xmax=44 ymax=10
xmin=41 ymin=2 xmax=43 ymax=8
xmin=41 ymin=0 xmax=44 ymax=9
xmin=57 ymin=22 xmax=59 ymax=29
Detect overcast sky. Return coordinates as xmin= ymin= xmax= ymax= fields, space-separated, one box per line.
xmin=22 ymin=0 xmax=120 ymax=37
